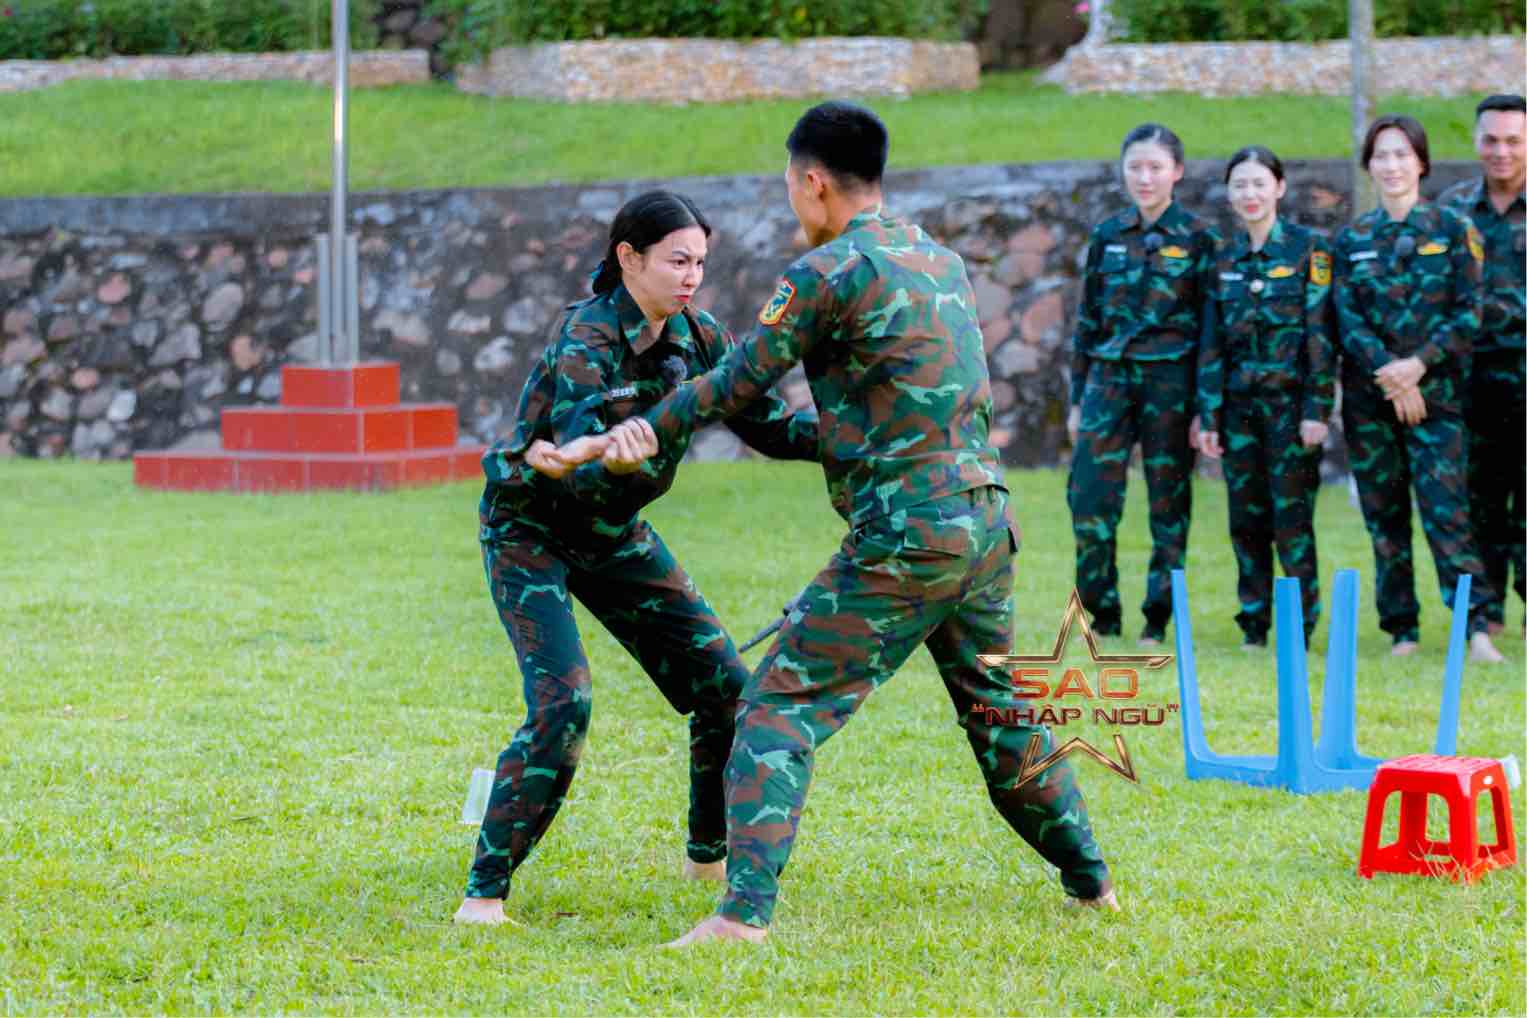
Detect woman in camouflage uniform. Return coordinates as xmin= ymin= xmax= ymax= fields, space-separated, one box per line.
xmin=454 ymin=191 xmax=820 ymax=925
xmin=1068 ymin=123 xmax=1220 ymax=646
xmin=1196 ymin=146 xmax=1336 ymax=648
xmin=1333 ymin=116 xmax=1504 ymax=663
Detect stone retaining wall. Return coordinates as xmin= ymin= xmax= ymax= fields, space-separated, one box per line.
xmin=1056 ymin=35 xmax=1525 ymax=97
xmin=0 ymin=160 xmax=1477 ymax=465
xmin=0 ymin=50 xmax=430 ymax=93
xmin=455 ymin=38 xmax=981 ymax=102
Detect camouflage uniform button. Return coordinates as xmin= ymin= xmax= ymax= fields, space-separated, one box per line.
xmin=1249 ymin=278 xmax=1264 ymax=296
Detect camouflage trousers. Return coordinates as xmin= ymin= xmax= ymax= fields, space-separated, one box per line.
xmin=1068 ymin=357 xmax=1195 ymax=637
xmin=1342 ymin=379 xmax=1494 ymax=641
xmin=1221 ymin=390 xmax=1322 ymax=642
xmin=717 ymin=486 xmax=1112 ymax=929
xmin=1467 ymin=351 xmax=1526 ymax=625
xmin=465 ymin=512 xmax=746 ymax=900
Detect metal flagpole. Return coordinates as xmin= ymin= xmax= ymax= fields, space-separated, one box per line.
xmin=329 ymin=0 xmax=353 ymax=364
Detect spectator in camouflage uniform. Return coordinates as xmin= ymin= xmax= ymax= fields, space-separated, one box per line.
xmin=1440 ymin=94 xmax=1526 ymax=635
xmin=569 ymin=102 xmax=1117 ymax=944
xmin=1197 ymin=146 xmax=1336 ymax=648
xmin=1333 ymin=116 xmax=1505 ymax=663
xmin=453 ymin=191 xmax=821 ymax=926
xmin=1069 ymin=123 xmax=1220 ymax=645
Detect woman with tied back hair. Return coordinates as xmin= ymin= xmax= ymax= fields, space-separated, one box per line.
xmin=454 ymin=190 xmax=820 ymax=926
xmin=1196 ymin=146 xmax=1336 ymax=649
xmin=1068 ymin=122 xmax=1219 ymax=646
xmin=1333 ymin=115 xmax=1504 ymax=663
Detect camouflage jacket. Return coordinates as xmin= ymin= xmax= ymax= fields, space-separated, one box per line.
xmin=1071 ymin=201 xmax=1220 ymax=408
xmin=1332 ymin=202 xmax=1484 ymax=412
xmin=1196 ymin=218 xmax=1337 ymax=434
xmin=480 ymin=284 xmax=819 ymax=538
xmin=643 ymin=207 xmax=1005 ymax=528
xmin=1439 ymin=176 xmax=1525 ymax=355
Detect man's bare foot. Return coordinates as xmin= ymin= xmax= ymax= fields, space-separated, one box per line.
xmin=682 ymin=858 xmax=727 ymax=882
xmin=453 ymin=897 xmax=513 ymax=926
xmin=1470 ymin=631 xmax=1505 ymax=664
xmin=1487 ymin=620 xmax=1505 ymax=636
xmin=1137 ymin=636 xmax=1162 ymax=648
xmin=1391 ymin=640 xmax=1419 ymax=658
xmin=663 ymin=914 xmax=768 ymax=947
xmin=1064 ymin=889 xmax=1121 ymax=911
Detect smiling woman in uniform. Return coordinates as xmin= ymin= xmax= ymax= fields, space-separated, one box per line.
xmin=1196 ymin=146 xmax=1335 ymax=649
xmin=1332 ymin=116 xmax=1504 ymax=664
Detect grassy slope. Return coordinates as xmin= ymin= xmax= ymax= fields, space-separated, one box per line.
xmin=0 ymin=460 xmax=1521 ymax=1014
xmin=0 ymin=73 xmax=1490 ymax=197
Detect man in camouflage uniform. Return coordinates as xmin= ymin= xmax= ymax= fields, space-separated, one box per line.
xmin=1197 ymin=218 xmax=1336 ymax=644
xmin=1333 ymin=121 xmax=1498 ymax=648
xmin=1440 ymin=94 xmax=1526 ymax=633
xmin=460 ymin=258 xmax=819 ymax=922
xmin=1070 ymin=196 xmax=1220 ymax=642
xmin=575 ymin=102 xmax=1115 ymax=944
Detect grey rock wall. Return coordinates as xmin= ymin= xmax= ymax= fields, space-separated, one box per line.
xmin=0 ymin=160 xmax=1479 ymax=463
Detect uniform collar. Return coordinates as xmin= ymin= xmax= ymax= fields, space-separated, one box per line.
xmin=1123 ymin=200 xmax=1191 ymax=236
xmin=1375 ymin=201 xmax=1434 ymax=231
xmin=843 ymin=205 xmax=887 ymax=233
xmin=612 ymin=283 xmax=680 ymax=356
xmin=1469 ymin=175 xmax=1527 ymax=214
xmin=1231 ymin=217 xmax=1288 ymax=261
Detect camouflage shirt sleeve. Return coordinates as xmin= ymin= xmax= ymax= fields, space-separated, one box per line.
xmin=481 ymin=342 xmax=557 ymax=488
xmin=645 ymin=262 xmax=831 ymax=449
xmin=1195 ymin=258 xmax=1225 ymax=434
xmin=1415 ymin=211 xmax=1484 ymax=370
xmin=1333 ymin=229 xmax=1394 ymax=376
xmin=1070 ymin=228 xmax=1105 ymax=409
xmin=703 ymin=319 xmax=821 ymax=462
xmin=1300 ymin=234 xmax=1337 ymax=423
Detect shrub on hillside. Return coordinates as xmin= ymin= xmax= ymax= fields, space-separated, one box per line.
xmin=427 ymin=0 xmax=989 ymax=66
xmin=1114 ymin=0 xmax=1521 ymax=42
xmin=0 ymin=0 xmax=378 ymax=61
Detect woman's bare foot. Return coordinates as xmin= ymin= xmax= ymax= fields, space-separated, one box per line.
xmin=1470 ymin=631 xmax=1505 ymax=663
xmin=664 ymin=914 xmax=768 ymax=947
xmin=1391 ymin=640 xmax=1419 ymax=658
xmin=1064 ymin=888 xmax=1121 ymax=912
xmin=682 ymin=858 xmax=726 ymax=882
xmin=453 ymin=897 xmax=512 ymax=925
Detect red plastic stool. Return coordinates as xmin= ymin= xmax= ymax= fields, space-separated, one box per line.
xmin=1358 ymin=754 xmax=1517 ymax=882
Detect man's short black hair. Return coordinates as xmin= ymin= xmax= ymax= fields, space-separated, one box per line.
xmin=1477 ymin=93 xmax=1527 ymax=119
xmin=786 ymin=101 xmax=888 ymax=190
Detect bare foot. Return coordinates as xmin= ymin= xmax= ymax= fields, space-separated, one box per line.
xmin=1391 ymin=640 xmax=1419 ymax=658
xmin=1487 ymin=621 xmax=1504 ymax=636
xmin=682 ymin=858 xmax=726 ymax=882
xmin=1064 ymin=889 xmax=1121 ymax=911
xmin=1470 ymin=632 xmax=1505 ymax=664
xmin=1137 ymin=636 xmax=1162 ymax=648
xmin=453 ymin=897 xmax=514 ymax=926
xmin=663 ymin=914 xmax=768 ymax=947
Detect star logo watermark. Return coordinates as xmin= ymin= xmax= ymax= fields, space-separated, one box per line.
xmin=976 ymin=590 xmax=1178 ymax=787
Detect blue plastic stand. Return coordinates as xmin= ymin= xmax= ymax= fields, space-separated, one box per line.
xmin=1171 ymin=568 xmax=1470 ymax=794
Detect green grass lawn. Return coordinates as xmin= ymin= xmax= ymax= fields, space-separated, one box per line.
xmin=1 ymin=459 xmax=1522 ymax=1014
xmin=0 ymin=72 xmax=1492 ymax=197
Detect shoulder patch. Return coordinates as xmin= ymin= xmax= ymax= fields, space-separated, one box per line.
xmin=1267 ymin=265 xmax=1296 ymax=279
xmin=1310 ymin=251 xmax=1331 ymax=286
xmin=759 ymin=279 xmax=795 ymax=326
xmin=1466 ymin=223 xmax=1485 ymax=262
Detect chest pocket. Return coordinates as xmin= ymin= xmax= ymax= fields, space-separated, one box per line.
xmin=1264 ymin=276 xmax=1303 ymax=309
xmin=1099 ymin=247 xmax=1130 ymax=279
xmin=1155 ymin=247 xmax=1193 ymax=280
